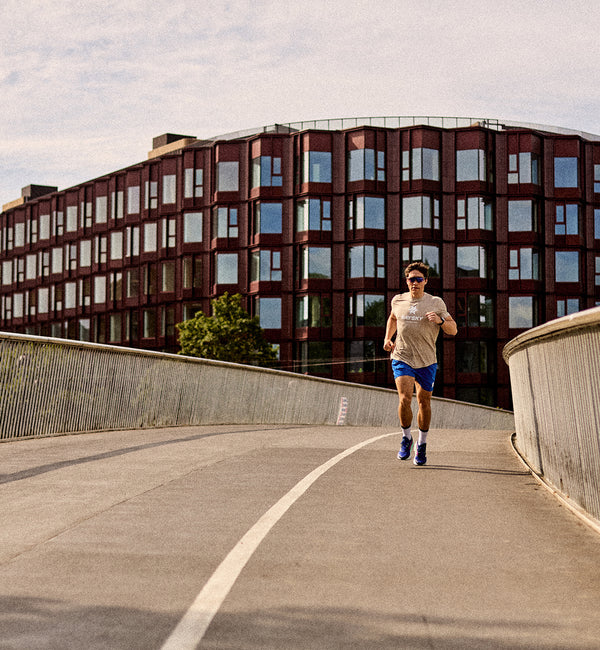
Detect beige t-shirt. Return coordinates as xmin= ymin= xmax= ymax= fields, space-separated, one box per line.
xmin=389 ymin=292 xmax=450 ymax=368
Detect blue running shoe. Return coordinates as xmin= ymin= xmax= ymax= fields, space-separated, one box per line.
xmin=397 ymin=436 xmax=413 ymax=460
xmin=414 ymin=443 xmax=427 ymax=466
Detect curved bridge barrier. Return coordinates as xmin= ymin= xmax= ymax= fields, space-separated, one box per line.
xmin=504 ymin=306 xmax=600 ymax=527
xmin=0 ymin=332 xmax=513 ymax=442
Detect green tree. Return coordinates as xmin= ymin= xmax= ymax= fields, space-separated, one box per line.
xmin=176 ymin=292 xmax=277 ymax=366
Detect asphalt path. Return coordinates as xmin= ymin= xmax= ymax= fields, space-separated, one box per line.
xmin=1 ymin=424 xmax=600 ymax=649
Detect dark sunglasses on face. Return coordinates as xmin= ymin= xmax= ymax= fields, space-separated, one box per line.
xmin=407 ymin=277 xmax=426 ymax=283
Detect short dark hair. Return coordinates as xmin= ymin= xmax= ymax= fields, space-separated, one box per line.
xmin=404 ymin=262 xmax=429 ymax=278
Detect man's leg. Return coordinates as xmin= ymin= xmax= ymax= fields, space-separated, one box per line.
xmin=395 ymin=375 xmax=416 ymax=460
xmin=395 ymin=375 xmax=415 ymax=429
xmin=414 ymin=383 xmax=433 ymax=465
xmin=415 ymin=382 xmax=432 ymax=432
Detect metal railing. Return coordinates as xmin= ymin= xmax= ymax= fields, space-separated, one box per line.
xmin=207 ymin=115 xmax=600 ymax=142
xmin=0 ymin=332 xmax=513 ymax=441
xmin=503 ymin=307 xmax=600 ymax=526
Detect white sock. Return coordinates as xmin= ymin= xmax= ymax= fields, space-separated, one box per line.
xmin=418 ymin=429 xmax=428 ymax=445
xmin=402 ymin=426 xmax=412 ymax=440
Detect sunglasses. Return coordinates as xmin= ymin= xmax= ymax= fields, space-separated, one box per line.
xmin=407 ymin=277 xmax=426 ymax=283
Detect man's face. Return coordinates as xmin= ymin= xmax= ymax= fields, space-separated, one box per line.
xmin=406 ymin=270 xmax=427 ymax=298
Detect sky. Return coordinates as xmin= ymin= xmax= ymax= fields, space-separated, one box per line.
xmin=1 ymin=0 xmax=600 ymax=205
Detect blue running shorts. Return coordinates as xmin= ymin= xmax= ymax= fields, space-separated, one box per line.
xmin=391 ymin=360 xmax=438 ymax=392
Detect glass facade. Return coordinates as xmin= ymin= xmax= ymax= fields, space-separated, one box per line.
xmin=2 ymin=121 xmax=599 ymax=409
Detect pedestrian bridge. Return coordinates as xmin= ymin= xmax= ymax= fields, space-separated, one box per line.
xmin=1 ymin=310 xmax=599 ymax=649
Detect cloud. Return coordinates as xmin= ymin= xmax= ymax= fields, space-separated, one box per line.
xmin=1 ymin=0 xmax=600 ymax=203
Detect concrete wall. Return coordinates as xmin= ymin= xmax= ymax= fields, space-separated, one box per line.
xmin=503 ymin=306 xmax=600 ymax=525
xmin=0 ymin=332 xmax=513 ymax=442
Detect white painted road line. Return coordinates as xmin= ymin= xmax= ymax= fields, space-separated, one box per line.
xmin=160 ymin=431 xmax=401 ymax=649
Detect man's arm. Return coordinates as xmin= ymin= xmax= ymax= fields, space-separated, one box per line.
xmin=425 ymin=311 xmax=458 ymax=336
xmin=383 ymin=313 xmax=397 ymax=352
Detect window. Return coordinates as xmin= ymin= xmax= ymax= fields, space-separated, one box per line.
xmin=161 ymin=217 xmax=176 ymax=250
xmin=596 ymin=256 xmax=600 ymax=286
xmin=126 ymin=268 xmax=140 ymax=298
xmin=54 ymin=211 xmax=64 ymax=236
xmin=25 ymin=254 xmax=36 ymax=281
xmin=1 ymin=260 xmax=12 ymax=285
xmin=595 ymin=209 xmax=600 ymax=239
xmin=456 ymin=294 xmax=494 ymax=328
xmin=183 ymin=257 xmax=202 ymax=289
xmin=51 ymin=247 xmax=63 ymax=274
xmin=297 ymin=341 xmax=332 ymax=375
xmin=183 ymin=212 xmax=203 ymax=243
xmin=39 ymin=214 xmax=50 ymax=239
xmin=78 ymin=318 xmax=91 ymax=341
xmin=143 ymin=265 xmax=157 ymax=296
xmin=555 ymin=204 xmax=579 ymax=235
xmin=347 ymin=340 xmax=384 ymax=374
xmin=161 ymin=261 xmax=176 ymax=292
xmin=13 ymin=293 xmax=24 ymax=319
xmin=65 ymin=282 xmax=76 ymax=310
xmin=402 ymin=195 xmax=439 ymax=230
xmin=456 ymin=149 xmax=485 ymax=182
xmin=254 ymin=202 xmax=282 ymax=234
xmin=216 ymin=161 xmax=239 ymax=192
xmin=301 ymin=246 xmax=331 ymax=280
xmin=403 ymin=148 xmax=439 ymax=181
xmin=250 ymin=250 xmax=282 ymax=282
xmin=456 ymin=341 xmax=494 ymax=374
xmin=80 ymin=240 xmax=91 ymax=267
xmin=143 ymin=309 xmax=157 ymax=338
xmin=348 ymin=245 xmax=385 ymax=279
xmin=14 ymin=223 xmax=25 ymax=248
xmin=595 ymin=165 xmax=600 ymax=193
xmin=457 ymin=197 xmax=493 ymax=230
xmin=348 ymin=149 xmax=385 ymax=182
xmin=252 ymin=156 xmax=282 ymax=187
xmin=508 ymin=152 xmax=539 ymax=184
xmin=215 ymin=253 xmax=238 ymax=284
xmin=255 ymin=297 xmax=281 ymax=329
xmin=109 ymin=314 xmax=122 ymax=342
xmin=509 ymin=296 xmax=537 ymax=329
xmin=295 ymin=295 xmax=332 ymax=327
xmin=554 ymin=157 xmax=578 ymax=188
xmin=347 ymin=294 xmax=386 ymax=327
xmin=184 ymin=168 xmax=204 ymax=198
xmin=557 ymin=298 xmax=580 ymax=317
xmin=212 ymin=206 xmax=238 ymax=238
xmin=402 ymin=244 xmax=440 ymax=277
xmin=79 ymin=278 xmax=91 ymax=307
xmin=66 ymin=206 xmax=78 ymax=232
xmin=38 ymin=287 xmax=49 ymax=314
xmin=508 ymin=200 xmax=537 ymax=232
xmin=94 ymin=276 xmax=106 ymax=304
xmin=457 ymin=245 xmax=489 ymax=278
xmin=162 ymin=174 xmax=177 ymax=204
xmin=509 ymin=248 xmax=539 ymax=280
xmin=110 ymin=232 xmax=123 ymax=260
xmin=348 ymin=196 xmax=385 ymax=230
xmin=127 ymin=186 xmax=140 ymax=215
xmin=303 ymin=151 xmax=331 ymax=183
xmin=127 ymin=226 xmax=140 ymax=257
xmin=144 ymin=181 xmax=158 ymax=209
xmin=296 ymin=198 xmax=331 ymax=232
xmin=555 ymin=251 xmax=579 ymax=282
xmin=143 ymin=222 xmax=157 ymax=253
xmin=111 ymin=191 xmax=124 ymax=219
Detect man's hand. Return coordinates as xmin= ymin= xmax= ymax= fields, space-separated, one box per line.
xmin=425 ymin=311 xmax=443 ymax=324
xmin=383 ymin=339 xmax=394 ymax=352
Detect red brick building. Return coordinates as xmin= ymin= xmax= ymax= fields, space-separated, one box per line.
xmin=2 ymin=117 xmax=600 ymax=409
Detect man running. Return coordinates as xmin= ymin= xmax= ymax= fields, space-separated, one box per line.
xmin=383 ymin=262 xmax=457 ymax=465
